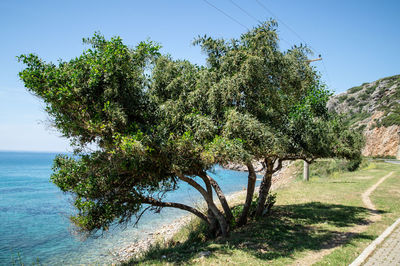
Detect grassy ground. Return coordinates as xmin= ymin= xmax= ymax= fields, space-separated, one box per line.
xmin=122 ymin=160 xmax=400 ymax=265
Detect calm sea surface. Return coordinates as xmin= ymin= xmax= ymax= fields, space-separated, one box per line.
xmin=0 ymin=151 xmax=257 ymax=265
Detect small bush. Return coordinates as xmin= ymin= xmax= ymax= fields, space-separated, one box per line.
xmin=365 ymin=84 xmax=377 ymax=95
xmin=359 ymin=93 xmax=369 ymax=101
xmin=345 ymin=112 xmax=370 ymax=127
xmin=338 ymin=94 xmax=348 ymax=103
xmin=346 ymin=96 xmax=356 ymax=103
xmin=357 ymin=101 xmax=367 ymax=108
xmin=380 ymin=110 xmax=400 ymax=127
xmin=346 ymin=157 xmax=362 ymax=171
xmin=357 ymin=124 xmax=367 ymax=132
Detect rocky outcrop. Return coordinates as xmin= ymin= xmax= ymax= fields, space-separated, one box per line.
xmin=362 ymin=111 xmax=400 ymax=158
xmin=363 ymin=125 xmax=400 ymax=158
xmin=328 ymin=75 xmax=400 ymax=159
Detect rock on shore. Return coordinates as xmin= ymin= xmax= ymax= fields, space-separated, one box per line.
xmin=115 ymin=215 xmax=193 ymax=262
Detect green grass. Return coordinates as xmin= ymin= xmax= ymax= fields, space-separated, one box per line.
xmin=121 ymin=161 xmax=400 ymax=265
xmin=316 ymin=162 xmax=400 ymax=265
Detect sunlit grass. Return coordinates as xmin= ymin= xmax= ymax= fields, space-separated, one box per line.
xmin=121 ymin=161 xmax=400 ymax=265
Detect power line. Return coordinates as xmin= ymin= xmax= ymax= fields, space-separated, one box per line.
xmin=201 ymin=0 xmax=249 ymax=30
xmin=227 ymin=0 xmax=293 ymax=48
xmin=255 ymin=0 xmax=317 ymax=54
xmin=255 ymin=0 xmax=333 ymax=87
xmin=228 ymin=0 xmax=261 ymax=24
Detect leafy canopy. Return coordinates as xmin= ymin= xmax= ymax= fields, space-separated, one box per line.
xmin=18 ymin=22 xmax=363 ymax=234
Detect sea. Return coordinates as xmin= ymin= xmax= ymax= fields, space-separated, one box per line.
xmin=0 ymin=151 xmax=259 ymax=265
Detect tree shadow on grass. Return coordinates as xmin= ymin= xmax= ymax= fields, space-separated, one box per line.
xmin=123 ymin=202 xmax=379 ymax=265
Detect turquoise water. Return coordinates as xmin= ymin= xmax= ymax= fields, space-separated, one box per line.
xmin=0 ymin=151 xmax=257 ymax=264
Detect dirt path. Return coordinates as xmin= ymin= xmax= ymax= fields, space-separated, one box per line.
xmin=292 ymin=171 xmax=394 ymax=266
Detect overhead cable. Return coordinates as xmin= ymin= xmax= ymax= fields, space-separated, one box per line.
xmin=255 ymin=0 xmax=317 ymax=54
xmin=201 ymin=0 xmax=249 ymax=30
xmin=228 ymin=0 xmax=261 ymax=24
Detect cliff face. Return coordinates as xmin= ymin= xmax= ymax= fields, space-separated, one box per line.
xmin=362 ymin=112 xmax=400 ymax=157
xmin=328 ymin=75 xmax=400 ymax=159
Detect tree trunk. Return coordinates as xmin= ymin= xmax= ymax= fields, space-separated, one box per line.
xmin=201 ymin=173 xmax=233 ymax=223
xmin=207 ymin=208 xmax=219 ymax=236
xmin=206 ymin=200 xmax=229 ymax=237
xmin=254 ymin=158 xmax=274 ymax=217
xmin=177 ymin=174 xmax=229 ymax=237
xmin=303 ymin=160 xmax=309 ymax=181
xmin=199 ymin=173 xmax=220 ymax=236
xmin=237 ymin=163 xmax=257 ymax=226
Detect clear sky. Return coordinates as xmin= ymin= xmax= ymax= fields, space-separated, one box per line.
xmin=0 ymin=0 xmax=399 ymax=152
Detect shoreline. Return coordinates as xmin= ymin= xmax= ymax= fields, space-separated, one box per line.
xmin=115 ymin=161 xmax=295 ymax=263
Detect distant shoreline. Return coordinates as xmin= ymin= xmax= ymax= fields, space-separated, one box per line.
xmin=0 ymin=150 xmax=69 ymax=154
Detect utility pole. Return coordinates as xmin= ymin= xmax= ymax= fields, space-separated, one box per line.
xmin=306 ymin=57 xmax=322 ymax=63
xmin=306 ymin=53 xmax=322 ymax=63
xmin=303 ymin=160 xmax=309 ymax=181
xmin=303 ymin=55 xmax=322 ymax=181
xmin=303 ymin=54 xmax=321 ymax=181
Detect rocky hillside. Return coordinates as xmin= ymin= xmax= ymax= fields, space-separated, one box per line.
xmin=328 ymin=74 xmax=400 ymax=159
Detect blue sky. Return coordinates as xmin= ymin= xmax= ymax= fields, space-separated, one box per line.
xmin=0 ymin=0 xmax=399 ymax=152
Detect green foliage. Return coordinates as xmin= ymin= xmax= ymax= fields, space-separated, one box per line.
xmin=356 ymin=101 xmax=367 ymax=109
xmin=356 ymin=124 xmax=367 ymax=132
xmin=380 ymin=74 xmax=400 ymax=83
xmin=346 ymin=157 xmax=363 ymax=171
xmin=18 ymin=34 xmax=161 ymax=146
xmin=337 ymin=94 xmax=348 ymax=103
xmin=375 ymin=111 xmax=400 ymax=127
xmin=359 ymin=92 xmax=369 ymax=101
xmin=346 ymin=96 xmax=356 ymax=103
xmin=348 ymin=86 xmax=363 ymax=94
xmin=365 ymin=84 xmax=377 ymax=95
xmin=18 ymin=22 xmax=363 ymax=236
xmin=375 ymin=78 xmax=400 ymax=127
xmin=344 ymin=112 xmax=370 ymax=127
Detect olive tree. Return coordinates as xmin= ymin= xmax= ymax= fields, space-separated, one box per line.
xmin=18 ymin=22 xmax=362 ymax=238
xmin=18 ymin=33 xmax=236 ymax=237
xmin=191 ymin=21 xmax=363 ymax=224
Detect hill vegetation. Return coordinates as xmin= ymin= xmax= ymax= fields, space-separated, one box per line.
xmin=328 ymin=74 xmax=400 ymax=158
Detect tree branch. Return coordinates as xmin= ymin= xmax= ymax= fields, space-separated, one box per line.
xmin=141 ymin=196 xmax=208 ymax=223
xmin=177 ymin=174 xmax=209 ymax=198
xmin=273 ymin=158 xmax=283 ymax=173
